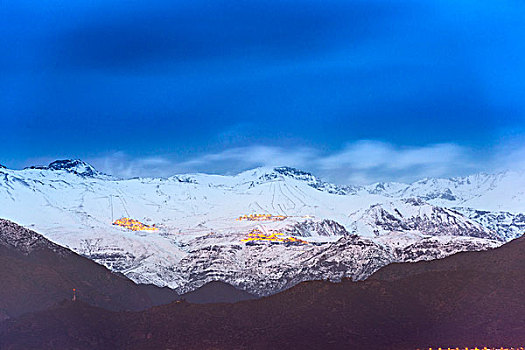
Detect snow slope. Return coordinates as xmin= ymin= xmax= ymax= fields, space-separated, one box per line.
xmin=367 ymin=170 xmax=525 ymax=213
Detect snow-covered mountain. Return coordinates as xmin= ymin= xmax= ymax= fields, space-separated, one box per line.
xmin=366 ymin=171 xmax=525 ymax=213
xmin=284 ymin=219 xmax=350 ymax=237
xmin=0 ymin=160 xmax=522 ymax=295
xmin=24 ymin=159 xmax=103 ymax=178
xmin=453 ymin=207 xmax=525 ymax=242
xmin=347 ymin=198 xmax=501 ymax=241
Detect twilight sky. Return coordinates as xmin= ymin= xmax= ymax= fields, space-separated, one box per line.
xmin=2 ymin=0 xmax=525 ymax=184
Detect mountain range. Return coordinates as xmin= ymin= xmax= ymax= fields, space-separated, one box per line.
xmin=1 ymin=159 xmax=524 ymax=295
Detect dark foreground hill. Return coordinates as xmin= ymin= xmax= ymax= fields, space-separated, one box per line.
xmin=181 ymin=280 xmax=257 ymax=304
xmin=1 ymin=228 xmax=524 ymax=349
xmin=0 ymin=219 xmax=178 ymax=318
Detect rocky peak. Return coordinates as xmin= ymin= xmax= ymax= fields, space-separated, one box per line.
xmin=285 ymin=219 xmax=350 ymax=237
xmin=273 ymin=167 xmax=316 ymax=180
xmin=23 ymin=159 xmax=99 ymax=177
xmin=271 ymin=166 xmax=359 ymax=195
xmin=47 ymin=159 xmax=98 ymax=177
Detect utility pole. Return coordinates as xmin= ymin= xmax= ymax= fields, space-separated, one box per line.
xmin=110 ymin=195 xmax=114 ymax=222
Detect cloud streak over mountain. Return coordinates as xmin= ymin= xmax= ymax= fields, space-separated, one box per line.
xmin=85 ymin=139 xmax=524 ymax=184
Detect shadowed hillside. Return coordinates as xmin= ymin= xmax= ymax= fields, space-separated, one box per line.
xmin=181 ymin=281 xmax=257 ymax=304
xmin=0 ymin=219 xmax=178 ymax=318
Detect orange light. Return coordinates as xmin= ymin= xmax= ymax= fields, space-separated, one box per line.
xmin=113 ymin=217 xmax=158 ymax=231
xmin=241 ymin=228 xmax=308 ymax=244
xmin=236 ymin=214 xmax=287 ymax=222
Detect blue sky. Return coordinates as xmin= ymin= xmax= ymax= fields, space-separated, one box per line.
xmin=2 ymin=0 xmax=525 ymax=184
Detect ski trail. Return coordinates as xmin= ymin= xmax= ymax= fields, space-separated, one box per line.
xmin=116 ymin=189 xmax=131 ymax=218
xmin=271 ymin=182 xmax=277 ymax=212
xmin=277 ymin=203 xmax=287 ymax=216
xmin=249 ymin=201 xmax=266 ymax=213
xmin=284 ymin=184 xmax=309 ymax=208
xmin=277 ymin=183 xmax=295 ymax=211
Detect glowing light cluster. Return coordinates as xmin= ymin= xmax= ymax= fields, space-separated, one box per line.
xmin=237 ymin=214 xmax=287 ymax=221
xmin=241 ymin=228 xmax=308 ymax=244
xmin=113 ymin=217 xmax=158 ymax=231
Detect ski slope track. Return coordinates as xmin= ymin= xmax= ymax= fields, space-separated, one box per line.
xmin=0 ymin=160 xmax=522 ymax=295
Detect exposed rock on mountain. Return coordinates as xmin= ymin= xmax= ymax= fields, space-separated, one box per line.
xmin=284 ymin=219 xmax=350 ymax=237
xmin=114 ymin=231 xmax=497 ymax=296
xmin=393 ymin=235 xmax=500 ymax=262
xmin=455 ymin=207 xmax=525 ymax=241
xmin=272 ymin=166 xmax=359 ymax=194
xmin=24 ymin=159 xmax=101 ymax=177
xmin=348 ymin=198 xmax=501 ymax=241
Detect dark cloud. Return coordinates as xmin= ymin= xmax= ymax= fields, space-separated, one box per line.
xmin=55 ymin=0 xmax=406 ymax=69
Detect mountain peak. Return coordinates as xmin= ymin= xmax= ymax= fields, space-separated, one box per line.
xmin=273 ymin=166 xmax=315 ymax=179
xmin=271 ymin=166 xmax=359 ymax=195
xmin=23 ymin=159 xmax=99 ymax=177
xmin=47 ymin=159 xmax=98 ymax=177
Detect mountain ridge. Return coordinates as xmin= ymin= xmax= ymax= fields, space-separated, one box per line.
xmin=22 ymin=159 xmax=102 ymax=177
xmin=0 ymin=161 xmax=523 ymax=295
